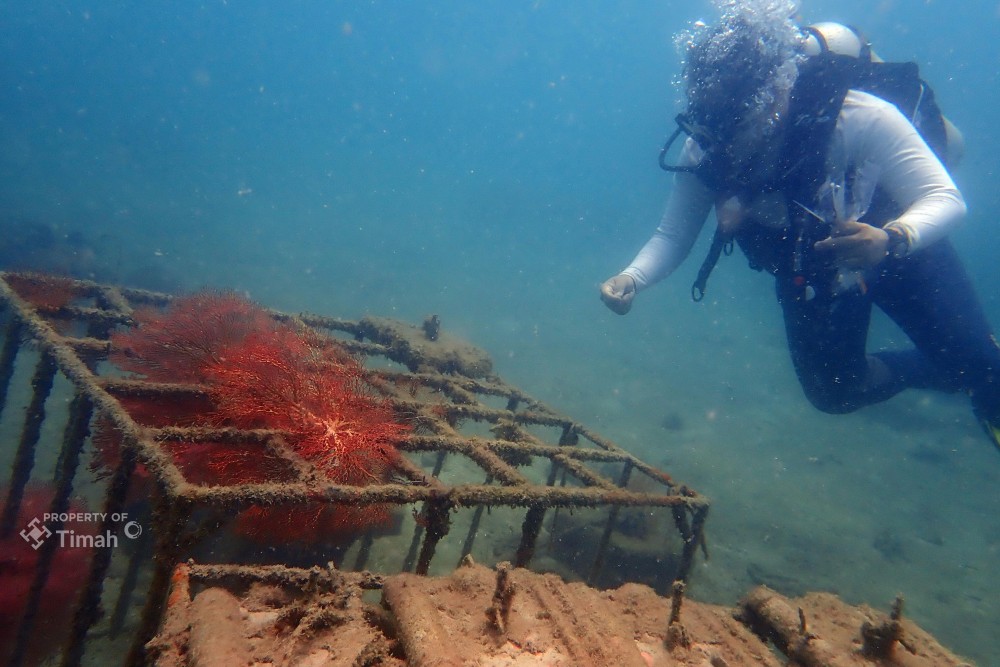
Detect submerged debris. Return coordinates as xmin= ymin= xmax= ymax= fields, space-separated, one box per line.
xmin=738 ymin=586 xmax=972 ymax=667
xmin=665 ymin=579 xmax=692 ymax=650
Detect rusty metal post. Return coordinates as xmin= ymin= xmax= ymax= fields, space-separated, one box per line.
xmin=457 ymin=472 xmax=493 ymax=565
xmin=60 ymin=432 xmax=138 ymax=667
xmin=109 ymin=509 xmax=154 ymax=637
xmin=557 ymin=423 xmax=578 ymax=448
xmin=0 ymin=316 xmax=23 ymax=421
xmin=414 ymin=497 xmax=453 ymax=575
xmin=352 ymin=531 xmax=375 ymax=571
xmin=587 ymin=461 xmax=634 ymax=586
xmin=542 ymin=452 xmax=566 ymax=556
xmin=9 ymin=392 xmax=92 ymax=667
xmin=403 ymin=451 xmax=447 ymax=572
xmin=1 ymin=350 xmax=58 ymax=538
xmin=674 ymin=504 xmax=709 ymax=584
xmin=514 ymin=505 xmax=546 ymax=568
xmin=123 ymin=495 xmax=193 ymax=667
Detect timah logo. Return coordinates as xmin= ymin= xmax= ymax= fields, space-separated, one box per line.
xmin=19 ymin=517 xmax=53 ymax=550
xmin=17 ymin=513 xmax=142 ymax=550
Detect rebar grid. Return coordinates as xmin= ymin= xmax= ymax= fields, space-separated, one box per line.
xmin=0 ymin=271 xmax=709 ymax=667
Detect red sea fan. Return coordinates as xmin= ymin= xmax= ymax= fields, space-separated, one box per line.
xmin=114 ymin=393 xmax=216 ymax=428
xmin=167 ymin=440 xmax=297 ymax=487
xmin=206 ymin=326 xmax=407 ymax=486
xmin=233 ymin=500 xmax=395 ymax=544
xmin=110 ymin=291 xmax=274 ymax=384
xmin=89 ymin=392 xmax=218 ymax=500
xmin=107 ymin=291 xmax=409 ymax=542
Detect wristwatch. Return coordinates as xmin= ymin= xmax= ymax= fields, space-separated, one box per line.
xmin=884 ymin=225 xmax=910 ymax=259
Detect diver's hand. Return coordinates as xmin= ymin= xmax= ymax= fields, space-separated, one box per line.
xmin=600 ymin=274 xmax=637 ymax=315
xmin=813 ymin=220 xmax=889 ymax=270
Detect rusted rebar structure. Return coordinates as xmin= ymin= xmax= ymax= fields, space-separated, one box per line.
xmin=0 ymin=271 xmax=709 ymax=667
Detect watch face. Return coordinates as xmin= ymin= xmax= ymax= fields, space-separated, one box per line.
xmin=886 ymin=228 xmax=908 ymax=257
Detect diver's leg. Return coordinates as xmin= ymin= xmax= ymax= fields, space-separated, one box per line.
xmin=873 ymin=239 xmax=1000 ymax=430
xmin=777 ymin=276 xmax=901 ymax=413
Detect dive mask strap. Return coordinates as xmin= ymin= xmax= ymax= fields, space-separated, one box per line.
xmin=659 ymin=113 xmax=717 ymax=173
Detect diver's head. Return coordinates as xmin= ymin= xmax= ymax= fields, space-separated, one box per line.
xmin=670 ymin=2 xmax=805 ymax=191
xmin=682 ymin=10 xmax=803 ymax=147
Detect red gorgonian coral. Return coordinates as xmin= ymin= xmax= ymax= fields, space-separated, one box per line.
xmin=105 ymin=291 xmax=408 ymax=541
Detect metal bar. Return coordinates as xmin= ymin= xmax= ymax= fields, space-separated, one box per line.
xmin=587 ymin=461 xmax=634 ymax=586
xmin=10 ymin=392 xmax=92 ymax=667
xmin=179 ymin=479 xmax=704 ymax=512
xmin=514 ymin=505 xmax=546 ymax=568
xmin=123 ymin=498 xmax=193 ymax=667
xmin=0 ymin=315 xmax=23 ymax=421
xmin=675 ymin=505 xmax=710 ymax=583
xmin=414 ymin=497 xmax=453 ymax=575
xmin=352 ymin=531 xmax=376 ymax=571
xmin=458 ymin=472 xmax=493 ymax=564
xmin=402 ymin=451 xmax=447 ymax=573
xmin=1 ymin=351 xmax=57 ymax=538
xmin=109 ymin=508 xmax=154 ymax=637
xmin=60 ymin=431 xmax=137 ymax=667
xmin=546 ymin=463 xmax=570 ymax=555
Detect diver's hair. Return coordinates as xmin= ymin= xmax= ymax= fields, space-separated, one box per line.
xmin=676 ymin=0 xmax=804 ymax=138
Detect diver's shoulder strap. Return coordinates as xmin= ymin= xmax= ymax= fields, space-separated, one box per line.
xmin=775 ymin=53 xmax=857 ymax=200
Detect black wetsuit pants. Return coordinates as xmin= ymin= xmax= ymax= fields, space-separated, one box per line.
xmin=777 ymin=238 xmax=1000 ymax=420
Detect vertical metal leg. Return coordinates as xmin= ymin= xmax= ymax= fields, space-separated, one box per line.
xmin=673 ymin=504 xmax=709 ymax=584
xmin=109 ymin=511 xmax=154 ymax=637
xmin=587 ymin=462 xmax=633 ymax=586
xmin=414 ymin=498 xmax=452 ymax=575
xmin=514 ymin=505 xmax=546 ymax=568
xmin=544 ymin=460 xmax=567 ymax=554
xmin=0 ymin=316 xmax=23 ymax=423
xmin=352 ymin=531 xmax=375 ymax=571
xmin=457 ymin=473 xmax=492 ymax=565
xmin=1 ymin=351 xmax=58 ymax=538
xmin=403 ymin=451 xmax=447 ymax=573
xmin=60 ymin=433 xmax=137 ymax=667
xmin=9 ymin=392 xmax=92 ymax=667
xmin=123 ymin=498 xmax=192 ymax=667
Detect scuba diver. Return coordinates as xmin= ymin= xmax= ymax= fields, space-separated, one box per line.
xmin=599 ymin=6 xmax=1000 ymax=451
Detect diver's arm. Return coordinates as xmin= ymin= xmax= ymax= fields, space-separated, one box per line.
xmin=619 ymin=143 xmax=715 ymax=290
xmin=846 ymin=91 xmax=966 ymax=251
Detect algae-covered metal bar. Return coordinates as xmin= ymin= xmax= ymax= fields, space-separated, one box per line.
xmin=0 ymin=271 xmax=708 ymax=667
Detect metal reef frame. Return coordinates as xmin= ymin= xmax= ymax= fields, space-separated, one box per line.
xmin=0 ymin=271 xmax=709 ymax=667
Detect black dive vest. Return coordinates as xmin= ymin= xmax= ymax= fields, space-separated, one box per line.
xmin=691 ymin=53 xmax=948 ymax=298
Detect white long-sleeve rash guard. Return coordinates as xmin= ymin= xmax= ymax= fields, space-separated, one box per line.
xmin=620 ymin=90 xmax=967 ymax=290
